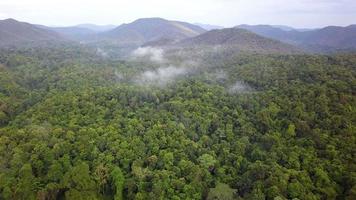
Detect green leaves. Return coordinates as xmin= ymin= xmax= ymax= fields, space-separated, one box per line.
xmin=0 ymin=48 xmax=355 ymax=199
xmin=111 ymin=167 xmax=125 ymax=200
xmin=207 ymin=183 xmax=237 ymax=200
xmin=198 ymin=154 xmax=216 ymax=170
xmin=62 ymin=162 xmax=97 ymax=199
xmin=15 ymin=164 xmax=37 ymax=200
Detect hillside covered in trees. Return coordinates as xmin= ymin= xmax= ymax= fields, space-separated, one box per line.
xmin=0 ymin=44 xmax=355 ymax=200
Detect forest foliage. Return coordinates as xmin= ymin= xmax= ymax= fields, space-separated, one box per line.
xmin=0 ymin=45 xmax=355 ymax=200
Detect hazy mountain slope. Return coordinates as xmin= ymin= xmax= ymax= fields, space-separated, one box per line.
xmin=142 ymin=38 xmax=177 ymax=47
xmin=175 ymin=28 xmax=301 ymax=54
xmin=43 ymin=26 xmax=96 ymax=41
xmin=194 ymin=23 xmax=224 ymax=30
xmin=39 ymin=24 xmax=116 ymax=41
xmin=76 ymin=24 xmax=116 ymax=32
xmin=0 ymin=18 xmax=64 ymax=46
xmin=271 ymin=25 xmax=295 ymax=31
xmin=100 ymin=18 xmax=206 ymax=45
xmin=302 ymin=25 xmax=356 ymax=49
xmin=237 ymin=24 xmax=356 ymax=52
xmin=236 ymin=24 xmax=302 ymax=45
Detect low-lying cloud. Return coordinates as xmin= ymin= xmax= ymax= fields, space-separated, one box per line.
xmin=114 ymin=70 xmax=124 ymax=81
xmin=135 ymin=66 xmax=189 ymax=86
xmin=128 ymin=47 xmax=254 ymax=92
xmin=214 ymin=70 xmax=227 ymax=81
xmin=228 ymin=81 xmax=251 ymax=94
xmin=96 ymin=47 xmax=108 ymax=58
xmin=130 ymin=46 xmax=202 ymax=86
xmin=132 ymin=47 xmax=165 ymax=63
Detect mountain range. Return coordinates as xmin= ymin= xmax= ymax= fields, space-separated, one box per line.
xmin=0 ymin=18 xmax=64 ymax=46
xmin=0 ymin=18 xmax=355 ymax=54
xmin=194 ymin=23 xmax=224 ymax=31
xmin=174 ymin=28 xmax=301 ymax=54
xmin=98 ymin=18 xmax=206 ymax=45
xmin=75 ymin=24 xmax=116 ymax=32
xmin=237 ymin=24 xmax=356 ymax=52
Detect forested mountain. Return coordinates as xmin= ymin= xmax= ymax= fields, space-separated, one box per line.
xmin=237 ymin=24 xmax=356 ymax=52
xmin=236 ymin=25 xmax=301 ymax=44
xmin=270 ymin=25 xmax=295 ymax=31
xmin=302 ymin=25 xmax=356 ymax=52
xmin=1 ymin=18 xmax=206 ymax=48
xmin=40 ymin=24 xmax=116 ymax=41
xmin=99 ymin=18 xmax=206 ymax=45
xmin=76 ymin=24 xmax=116 ymax=32
xmin=174 ymin=28 xmax=302 ymax=54
xmin=0 ymin=19 xmax=65 ymax=46
xmin=142 ymin=38 xmax=178 ymax=47
xmin=68 ymin=18 xmax=208 ymax=58
xmin=39 ymin=26 xmax=96 ymax=41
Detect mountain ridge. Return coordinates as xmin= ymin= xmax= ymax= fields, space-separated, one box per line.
xmin=99 ymin=18 xmax=207 ymax=45
xmin=172 ymin=28 xmax=302 ymax=54
xmin=237 ymin=24 xmax=356 ymax=52
xmin=0 ymin=18 xmax=65 ymax=46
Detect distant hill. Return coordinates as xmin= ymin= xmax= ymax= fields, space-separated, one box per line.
xmin=2 ymin=17 xmax=353 ymax=54
xmin=271 ymin=25 xmax=295 ymax=31
xmin=174 ymin=28 xmax=301 ymax=54
xmin=142 ymin=38 xmax=177 ymax=47
xmin=236 ymin=25 xmax=302 ymax=45
xmin=301 ymin=25 xmax=356 ymax=51
xmin=39 ymin=24 xmax=116 ymax=41
xmin=194 ymin=23 xmax=224 ymax=30
xmin=0 ymin=18 xmax=64 ymax=46
xmin=99 ymin=18 xmax=206 ymax=45
xmin=39 ymin=26 xmax=96 ymax=41
xmin=76 ymin=24 xmax=116 ymax=32
xmin=237 ymin=24 xmax=356 ymax=52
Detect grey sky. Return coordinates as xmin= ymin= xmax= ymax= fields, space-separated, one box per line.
xmin=0 ymin=0 xmax=355 ymax=28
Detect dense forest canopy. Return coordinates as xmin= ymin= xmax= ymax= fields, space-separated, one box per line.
xmin=0 ymin=43 xmax=355 ymax=200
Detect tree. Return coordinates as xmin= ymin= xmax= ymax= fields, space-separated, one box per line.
xmin=111 ymin=167 xmax=125 ymax=200
xmin=207 ymin=183 xmax=237 ymax=200
xmin=62 ymin=162 xmax=97 ymax=200
xmin=198 ymin=154 xmax=216 ymax=171
xmin=15 ymin=164 xmax=37 ymax=200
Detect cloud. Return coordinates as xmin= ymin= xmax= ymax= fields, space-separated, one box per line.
xmin=135 ymin=66 xmax=189 ymax=86
xmin=96 ymin=47 xmax=108 ymax=58
xmin=214 ymin=70 xmax=227 ymax=81
xmin=130 ymin=45 xmax=203 ymax=87
xmin=114 ymin=70 xmax=124 ymax=81
xmin=228 ymin=81 xmax=251 ymax=94
xmin=132 ymin=47 xmax=165 ymax=63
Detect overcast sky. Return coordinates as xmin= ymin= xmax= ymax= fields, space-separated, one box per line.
xmin=0 ymin=0 xmax=355 ymax=28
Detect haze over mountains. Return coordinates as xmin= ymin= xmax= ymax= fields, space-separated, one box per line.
xmin=173 ymin=28 xmax=301 ymax=54
xmin=0 ymin=18 xmax=64 ymax=46
xmin=237 ymin=24 xmax=356 ymax=52
xmin=0 ymin=17 xmax=355 ymax=54
xmin=36 ymin=23 xmax=116 ymax=39
xmin=76 ymin=24 xmax=116 ymax=32
xmin=98 ymin=18 xmax=206 ymax=45
xmin=194 ymin=23 xmax=224 ymax=31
